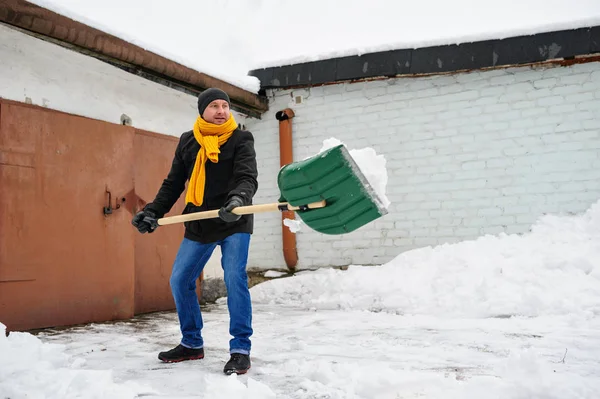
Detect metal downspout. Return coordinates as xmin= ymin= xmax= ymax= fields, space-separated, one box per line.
xmin=275 ymin=109 xmax=298 ymax=270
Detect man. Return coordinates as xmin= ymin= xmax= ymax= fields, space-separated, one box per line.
xmin=131 ymin=88 xmax=258 ymax=375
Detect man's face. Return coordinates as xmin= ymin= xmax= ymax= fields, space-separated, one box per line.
xmin=202 ymin=99 xmax=230 ymax=124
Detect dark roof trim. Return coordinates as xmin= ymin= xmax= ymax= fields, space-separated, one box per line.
xmin=250 ymin=26 xmax=600 ymax=90
xmin=1 ymin=0 xmax=268 ymax=118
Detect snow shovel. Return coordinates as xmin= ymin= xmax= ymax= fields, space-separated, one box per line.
xmin=157 ymin=145 xmax=388 ymax=234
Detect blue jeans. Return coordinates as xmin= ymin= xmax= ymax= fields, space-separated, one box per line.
xmin=169 ymin=234 xmax=252 ymax=355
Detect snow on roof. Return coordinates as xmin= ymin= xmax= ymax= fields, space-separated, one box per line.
xmin=27 ymin=0 xmax=263 ymax=93
xmin=28 ymin=0 xmax=600 ymax=92
xmin=250 ymin=0 xmax=600 ymax=69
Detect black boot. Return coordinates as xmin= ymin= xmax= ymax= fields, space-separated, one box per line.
xmin=158 ymin=344 xmax=204 ymax=363
xmin=223 ymin=353 xmax=251 ymax=375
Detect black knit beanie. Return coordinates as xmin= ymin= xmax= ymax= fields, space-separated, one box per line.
xmin=197 ymin=88 xmax=231 ymax=116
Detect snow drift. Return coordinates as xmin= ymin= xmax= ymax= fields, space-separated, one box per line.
xmin=253 ymin=200 xmax=600 ymax=318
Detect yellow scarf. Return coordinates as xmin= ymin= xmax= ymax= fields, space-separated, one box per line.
xmin=185 ymin=114 xmax=237 ymax=206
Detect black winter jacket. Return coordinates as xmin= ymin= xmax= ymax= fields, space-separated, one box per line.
xmin=145 ymin=128 xmax=258 ymax=243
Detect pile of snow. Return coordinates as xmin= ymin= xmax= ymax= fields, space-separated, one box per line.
xmin=0 ymin=323 xmax=151 ymax=398
xmin=287 ymin=138 xmax=390 ymax=234
xmin=254 ymin=200 xmax=600 ymax=318
xmin=320 ymin=138 xmax=391 ymax=209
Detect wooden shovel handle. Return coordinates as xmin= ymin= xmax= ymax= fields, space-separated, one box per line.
xmin=157 ymin=200 xmax=326 ymax=226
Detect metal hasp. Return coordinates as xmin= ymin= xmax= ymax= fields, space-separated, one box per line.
xmin=103 ymin=187 xmax=125 ymax=216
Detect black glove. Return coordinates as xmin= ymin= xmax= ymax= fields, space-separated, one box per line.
xmin=131 ymin=209 xmax=159 ymax=234
xmin=218 ymin=195 xmax=243 ymax=223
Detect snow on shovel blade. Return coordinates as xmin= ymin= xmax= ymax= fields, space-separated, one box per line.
xmin=277 ymin=144 xmax=388 ymax=235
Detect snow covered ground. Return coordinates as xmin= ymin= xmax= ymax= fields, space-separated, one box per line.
xmin=2 ymin=199 xmax=599 ymax=398
xmin=4 ymin=306 xmax=600 ymax=399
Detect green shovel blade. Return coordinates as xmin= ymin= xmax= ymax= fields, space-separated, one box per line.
xmin=277 ymin=144 xmax=388 ymax=235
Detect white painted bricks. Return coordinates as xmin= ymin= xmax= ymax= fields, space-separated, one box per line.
xmin=246 ymin=61 xmax=600 ymax=270
xmin=0 ymin=25 xmax=248 ymax=137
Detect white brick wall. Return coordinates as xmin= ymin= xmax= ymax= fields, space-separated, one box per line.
xmin=245 ymin=61 xmax=600 ymax=270
xmin=0 ymin=24 xmax=247 ymax=137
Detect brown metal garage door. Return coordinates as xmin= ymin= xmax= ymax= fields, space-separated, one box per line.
xmin=0 ymin=100 xmax=193 ymax=331
xmin=133 ymin=129 xmax=191 ymax=315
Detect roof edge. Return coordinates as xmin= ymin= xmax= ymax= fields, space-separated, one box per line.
xmin=1 ymin=0 xmax=268 ymax=117
xmin=249 ymin=26 xmax=600 ymax=90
